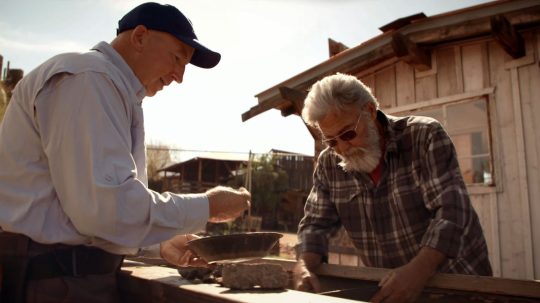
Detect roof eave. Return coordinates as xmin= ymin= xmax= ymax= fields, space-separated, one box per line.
xmin=242 ymin=0 xmax=540 ymax=122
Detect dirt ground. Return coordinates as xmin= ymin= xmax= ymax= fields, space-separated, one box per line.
xmin=277 ymin=232 xmax=298 ymax=260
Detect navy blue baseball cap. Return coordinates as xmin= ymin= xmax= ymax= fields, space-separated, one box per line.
xmin=117 ymin=2 xmax=221 ymax=69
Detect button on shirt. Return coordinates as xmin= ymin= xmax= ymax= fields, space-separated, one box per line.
xmin=298 ymin=111 xmax=492 ymax=275
xmin=0 ymin=42 xmax=209 ymax=255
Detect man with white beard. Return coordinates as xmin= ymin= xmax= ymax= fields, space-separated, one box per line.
xmin=293 ymin=73 xmax=492 ymax=303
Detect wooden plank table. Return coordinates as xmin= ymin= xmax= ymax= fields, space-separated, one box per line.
xmin=250 ymin=259 xmax=540 ymax=302
xmin=118 ymin=260 xmax=363 ymax=303
xmin=119 ymin=258 xmax=540 ymax=303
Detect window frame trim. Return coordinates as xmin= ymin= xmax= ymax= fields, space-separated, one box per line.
xmin=385 ymin=87 xmax=499 ymax=194
xmin=385 ymin=87 xmax=495 ymax=116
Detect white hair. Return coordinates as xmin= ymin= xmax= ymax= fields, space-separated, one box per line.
xmin=301 ymin=73 xmax=379 ymax=127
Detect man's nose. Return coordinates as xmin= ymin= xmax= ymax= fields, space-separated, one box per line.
xmin=334 ymin=138 xmax=352 ymax=154
xmin=172 ymin=64 xmax=187 ymax=84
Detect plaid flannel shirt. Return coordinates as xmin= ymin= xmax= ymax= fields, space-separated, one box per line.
xmin=298 ymin=111 xmax=492 ymax=275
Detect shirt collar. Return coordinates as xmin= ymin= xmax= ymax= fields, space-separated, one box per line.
xmin=91 ymin=41 xmax=146 ymax=104
xmin=376 ymin=110 xmax=404 ymax=155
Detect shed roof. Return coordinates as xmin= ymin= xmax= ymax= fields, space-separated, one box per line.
xmin=241 ymin=0 xmax=540 ymax=122
xmin=159 ymin=152 xmax=248 ymax=173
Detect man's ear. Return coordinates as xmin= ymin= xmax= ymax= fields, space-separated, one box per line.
xmin=130 ymin=25 xmax=149 ymax=52
xmin=364 ymin=102 xmax=377 ymax=120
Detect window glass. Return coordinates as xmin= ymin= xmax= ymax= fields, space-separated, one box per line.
xmin=395 ymin=98 xmax=493 ymax=185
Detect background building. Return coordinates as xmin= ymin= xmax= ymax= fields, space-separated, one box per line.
xmin=242 ymin=0 xmax=540 ymax=280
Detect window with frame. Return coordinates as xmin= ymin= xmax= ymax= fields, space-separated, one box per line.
xmin=392 ymin=97 xmax=494 ymax=186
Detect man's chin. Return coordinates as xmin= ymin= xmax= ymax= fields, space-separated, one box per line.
xmin=338 ymin=153 xmax=380 ymax=173
xmin=144 ymin=85 xmax=164 ymax=97
xmin=145 ymin=88 xmax=161 ymax=97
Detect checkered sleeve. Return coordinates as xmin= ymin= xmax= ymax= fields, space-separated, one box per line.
xmin=418 ymin=121 xmax=474 ymax=259
xmin=297 ymin=152 xmax=342 ymax=258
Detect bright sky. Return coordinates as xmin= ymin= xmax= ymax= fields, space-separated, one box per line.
xmin=0 ymin=0 xmax=492 ymax=158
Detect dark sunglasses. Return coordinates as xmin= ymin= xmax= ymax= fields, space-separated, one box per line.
xmin=321 ymin=115 xmax=362 ymax=147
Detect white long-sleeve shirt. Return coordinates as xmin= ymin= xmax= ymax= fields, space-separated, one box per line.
xmin=0 ymin=42 xmax=208 ymax=255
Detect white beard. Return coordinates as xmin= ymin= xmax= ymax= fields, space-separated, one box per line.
xmin=337 ymin=119 xmax=381 ymax=173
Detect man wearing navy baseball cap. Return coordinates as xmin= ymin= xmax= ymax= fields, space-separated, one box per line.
xmin=117 ymin=2 xmax=221 ymax=69
xmin=113 ymin=2 xmax=221 ymax=96
xmin=0 ymin=3 xmax=249 ymax=302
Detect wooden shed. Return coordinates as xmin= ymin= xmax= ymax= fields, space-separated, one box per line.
xmin=159 ymin=152 xmax=248 ymax=193
xmin=242 ymin=0 xmax=540 ymax=280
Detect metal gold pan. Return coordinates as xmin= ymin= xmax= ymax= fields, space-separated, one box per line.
xmin=186 ymin=232 xmax=282 ymax=263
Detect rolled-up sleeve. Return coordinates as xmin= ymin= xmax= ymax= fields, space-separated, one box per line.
xmin=418 ymin=122 xmax=472 ymax=258
xmin=35 ymin=72 xmax=208 ymax=249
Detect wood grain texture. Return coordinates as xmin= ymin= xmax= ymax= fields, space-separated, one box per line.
xmin=118 ymin=261 xmax=362 ymax=303
xmin=374 ymin=65 xmax=396 ymax=109
xmin=119 ymin=260 xmax=540 ymax=303
xmin=315 ymin=263 xmax=540 ymax=299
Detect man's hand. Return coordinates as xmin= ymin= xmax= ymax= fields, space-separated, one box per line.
xmin=293 ymin=260 xmax=321 ymax=292
xmin=370 ymin=247 xmax=445 ymax=303
xmin=206 ymin=186 xmax=251 ymax=223
xmin=293 ymin=252 xmax=323 ymax=293
xmin=160 ymin=234 xmax=207 ymax=267
xmin=370 ymin=262 xmax=429 ymax=303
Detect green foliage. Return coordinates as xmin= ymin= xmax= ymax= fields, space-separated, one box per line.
xmin=229 ymin=154 xmax=289 ymax=229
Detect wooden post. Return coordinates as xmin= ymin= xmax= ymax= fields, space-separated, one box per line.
xmin=391 ymin=32 xmax=431 ymax=71
xmin=278 ymin=87 xmax=306 ymax=116
xmin=490 ymin=14 xmax=525 ymax=59
xmin=328 ymin=38 xmax=349 ymax=57
xmin=278 ymin=86 xmax=320 ymax=141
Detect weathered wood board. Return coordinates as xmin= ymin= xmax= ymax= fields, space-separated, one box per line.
xmin=120 ymin=259 xmax=540 ymax=303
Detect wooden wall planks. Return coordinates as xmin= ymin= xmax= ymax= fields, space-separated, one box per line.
xmin=329 ymin=27 xmax=540 ymax=280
